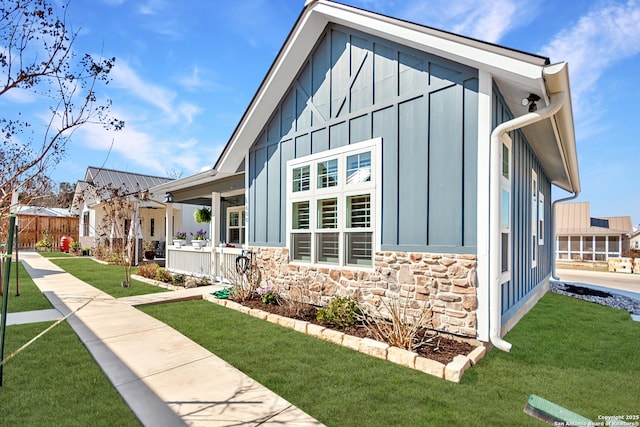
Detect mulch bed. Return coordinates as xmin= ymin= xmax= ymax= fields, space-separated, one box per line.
xmin=240 ymin=299 xmax=475 ymax=365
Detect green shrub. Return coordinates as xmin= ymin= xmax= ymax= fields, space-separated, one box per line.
xmin=316 ymin=296 xmax=361 ymax=329
xmin=172 ymin=274 xmax=185 ymax=284
xmin=154 ymin=268 xmax=172 ymax=283
xmin=259 ymin=287 xmax=280 ymax=305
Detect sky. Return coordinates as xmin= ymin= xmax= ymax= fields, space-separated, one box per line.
xmin=3 ymin=0 xmax=640 ymax=226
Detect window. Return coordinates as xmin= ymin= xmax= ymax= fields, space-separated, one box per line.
xmin=500 ymin=136 xmax=512 ymax=279
xmin=292 ymin=166 xmax=310 ymax=192
xmin=150 ymin=218 xmax=155 ymax=237
xmin=531 ymin=170 xmax=538 ymax=268
xmin=82 ymin=212 xmax=90 ymax=237
xmin=287 ymin=139 xmax=379 ymax=268
xmin=227 ymin=207 xmax=246 ymax=245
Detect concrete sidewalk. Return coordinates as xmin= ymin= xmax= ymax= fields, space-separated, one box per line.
xmin=20 ymin=252 xmax=323 ymax=427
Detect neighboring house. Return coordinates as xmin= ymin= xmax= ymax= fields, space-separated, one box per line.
xmin=71 ymin=167 xmax=177 ymax=260
xmin=555 ymin=202 xmax=633 ymax=261
xmin=631 ymin=229 xmax=640 ymax=253
xmin=151 ymin=0 xmax=579 ymax=350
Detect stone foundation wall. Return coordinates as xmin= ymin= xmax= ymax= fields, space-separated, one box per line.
xmin=251 ymin=247 xmax=478 ymax=338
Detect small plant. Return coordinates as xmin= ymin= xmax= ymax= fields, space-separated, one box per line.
xmin=172 ymin=273 xmax=185 ymax=284
xmin=316 ymin=296 xmax=361 ymax=329
xmin=70 ymin=240 xmax=81 ymax=253
xmin=105 ymin=252 xmax=123 ymax=264
xmin=154 ymin=268 xmax=172 ymax=282
xmin=144 ymin=241 xmax=156 ymax=251
xmin=194 ymin=207 xmax=212 ymax=223
xmin=174 ymin=231 xmax=187 ymax=240
xmin=35 ymin=229 xmax=53 ymax=251
xmin=190 ymin=229 xmax=207 ymax=240
xmin=226 ymin=261 xmax=261 ymax=303
xmin=136 ymin=263 xmax=160 ymax=279
xmin=362 ymin=296 xmax=434 ymax=351
xmin=258 ymin=286 xmax=280 ymax=305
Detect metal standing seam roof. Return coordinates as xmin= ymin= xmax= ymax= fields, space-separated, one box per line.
xmin=84 ymin=166 xmax=172 ymax=192
xmin=556 ymin=202 xmax=633 ymax=235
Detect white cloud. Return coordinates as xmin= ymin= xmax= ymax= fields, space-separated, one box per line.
xmin=138 ymin=0 xmax=166 ymax=15
xmin=541 ymin=0 xmax=640 ymax=101
xmin=109 ymin=61 xmax=201 ymax=125
xmin=397 ymin=0 xmax=537 ymax=43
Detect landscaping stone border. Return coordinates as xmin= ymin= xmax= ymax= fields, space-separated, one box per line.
xmin=203 ymin=294 xmax=487 ymax=383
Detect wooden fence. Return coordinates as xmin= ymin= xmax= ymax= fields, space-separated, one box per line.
xmin=16 ymin=215 xmax=79 ymax=250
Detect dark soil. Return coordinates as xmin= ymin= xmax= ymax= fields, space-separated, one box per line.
xmin=240 ymin=298 xmax=475 ymax=365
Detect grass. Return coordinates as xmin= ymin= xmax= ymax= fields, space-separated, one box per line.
xmin=49 ymin=258 xmax=169 ymax=298
xmin=37 ymin=251 xmax=73 ymax=258
xmin=1 ymin=259 xmax=138 ymax=425
xmin=0 ymin=322 xmax=139 ymax=426
xmin=141 ymin=293 xmax=640 ymax=426
xmin=3 ymin=262 xmax=52 ymax=312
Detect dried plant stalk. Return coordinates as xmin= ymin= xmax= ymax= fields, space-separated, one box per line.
xmin=362 ymin=296 xmax=434 ymax=351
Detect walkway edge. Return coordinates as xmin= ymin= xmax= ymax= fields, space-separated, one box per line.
xmin=44 ymin=291 xmax=187 ymax=427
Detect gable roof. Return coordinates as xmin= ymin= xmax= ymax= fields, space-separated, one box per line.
xmin=71 ymin=167 xmax=173 ymax=213
xmin=556 ymin=202 xmax=633 ymax=235
xmin=83 ymin=166 xmax=171 ymax=191
xmin=213 ymin=0 xmax=578 ymax=193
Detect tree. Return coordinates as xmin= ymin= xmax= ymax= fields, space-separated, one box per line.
xmin=78 ymin=182 xmax=146 ymax=287
xmin=0 ymin=0 xmax=123 ymax=241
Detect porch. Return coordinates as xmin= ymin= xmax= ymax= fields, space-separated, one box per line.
xmin=165 ymin=244 xmax=246 ymax=282
xmin=149 ymin=169 xmax=247 ymax=280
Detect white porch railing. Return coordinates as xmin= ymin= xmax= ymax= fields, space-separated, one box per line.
xmin=166 ymin=245 xmax=245 ymax=282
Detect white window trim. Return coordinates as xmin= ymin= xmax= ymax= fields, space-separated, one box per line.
xmin=538 ymin=191 xmax=545 ymax=246
xmin=531 ymin=169 xmax=538 ymax=268
xmin=500 ymin=134 xmax=512 ymax=283
xmin=286 ymin=138 xmax=382 ymax=269
xmin=226 ymin=206 xmax=245 ymax=245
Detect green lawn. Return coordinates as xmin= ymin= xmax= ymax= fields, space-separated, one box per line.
xmin=49 ymin=258 xmax=169 ymax=298
xmin=0 ymin=322 xmax=139 ymax=426
xmin=4 ymin=262 xmax=52 ymax=312
xmin=1 ymin=259 xmax=139 ymax=425
xmin=141 ymin=293 xmax=640 ymax=426
xmin=37 ymin=251 xmax=73 ymax=258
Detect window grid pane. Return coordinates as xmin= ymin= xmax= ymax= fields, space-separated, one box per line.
xmin=292 ymin=233 xmax=311 ymax=261
xmin=346 ymin=152 xmax=371 ymax=184
xmin=346 ymin=232 xmax=372 ymax=266
xmin=317 ymin=159 xmax=338 ymax=188
xmin=293 ymin=166 xmax=310 ymax=192
xmin=502 ymin=144 xmax=509 ymax=179
xmin=347 ymin=195 xmax=370 ymax=228
xmin=317 ymin=232 xmax=339 ymax=263
xmin=292 ymin=202 xmax=310 ymax=229
xmin=229 ymin=211 xmax=239 ymax=227
xmin=318 ymin=198 xmax=337 ymax=229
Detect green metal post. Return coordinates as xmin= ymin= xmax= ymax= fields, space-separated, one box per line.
xmin=0 ymin=215 xmax=17 ymax=386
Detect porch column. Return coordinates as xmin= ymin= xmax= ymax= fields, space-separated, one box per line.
xmin=211 ymin=192 xmax=221 ymax=245
xmin=165 ymin=202 xmax=174 ymax=244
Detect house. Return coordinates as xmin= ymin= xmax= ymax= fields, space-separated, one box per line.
xmin=71 ymin=166 xmax=195 ymax=261
xmin=555 ymin=202 xmax=633 ymax=261
xmin=151 ymin=0 xmax=579 ymax=351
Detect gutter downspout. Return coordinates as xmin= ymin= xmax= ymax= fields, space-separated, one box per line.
xmin=489 ymin=91 xmax=566 ymax=352
xmin=551 ymin=192 xmax=579 ymax=279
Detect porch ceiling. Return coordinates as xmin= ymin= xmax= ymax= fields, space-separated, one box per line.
xmin=150 ymin=172 xmax=244 ymax=205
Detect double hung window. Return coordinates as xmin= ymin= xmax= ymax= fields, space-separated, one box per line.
xmin=227 ymin=207 xmax=245 ymax=245
xmin=288 ymin=139 xmax=378 ymax=267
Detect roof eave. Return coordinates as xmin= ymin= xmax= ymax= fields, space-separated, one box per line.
xmin=543 ymin=62 xmax=580 ymax=194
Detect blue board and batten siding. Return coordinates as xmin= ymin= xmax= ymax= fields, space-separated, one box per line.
xmin=248 ymin=24 xmax=479 ymax=253
xmin=493 ymin=88 xmax=553 ymax=323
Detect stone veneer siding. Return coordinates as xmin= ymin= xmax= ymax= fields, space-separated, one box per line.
xmin=251 ymin=247 xmax=478 ymax=338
